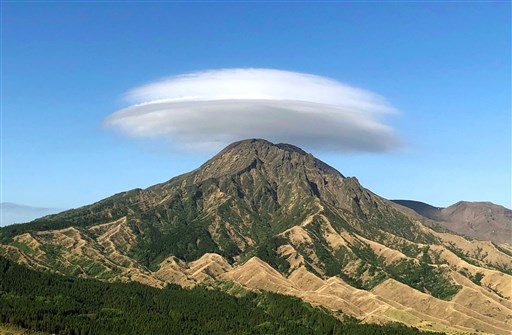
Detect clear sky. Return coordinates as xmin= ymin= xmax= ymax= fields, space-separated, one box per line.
xmin=2 ymin=1 xmax=511 ymax=213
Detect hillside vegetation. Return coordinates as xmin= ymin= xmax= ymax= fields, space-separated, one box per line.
xmin=0 ymin=257 xmax=439 ymax=335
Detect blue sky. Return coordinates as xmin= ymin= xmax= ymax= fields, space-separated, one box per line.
xmin=2 ymin=2 xmax=510 ymax=213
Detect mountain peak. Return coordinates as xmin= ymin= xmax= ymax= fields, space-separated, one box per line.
xmin=220 ymin=139 xmax=308 ymax=156
xmin=191 ymin=139 xmax=344 ymax=186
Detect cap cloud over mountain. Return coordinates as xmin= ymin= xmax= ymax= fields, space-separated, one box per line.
xmin=105 ymin=69 xmax=400 ymax=153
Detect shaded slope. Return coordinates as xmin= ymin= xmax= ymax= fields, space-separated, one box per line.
xmin=392 ymin=200 xmax=444 ymax=221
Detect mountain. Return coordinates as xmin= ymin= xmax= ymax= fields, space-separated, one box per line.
xmin=1 ymin=139 xmax=511 ymax=335
xmin=392 ymin=200 xmax=512 ymax=245
xmin=0 ymin=203 xmax=60 ymax=226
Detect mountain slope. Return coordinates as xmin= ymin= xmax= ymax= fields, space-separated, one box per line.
xmin=391 ymin=200 xmax=444 ymax=221
xmin=4 ymin=256 xmax=441 ymax=335
xmin=1 ymin=139 xmax=511 ymax=334
xmin=393 ymin=200 xmax=512 ymax=245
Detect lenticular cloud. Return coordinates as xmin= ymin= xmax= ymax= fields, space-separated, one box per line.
xmin=105 ymin=68 xmax=400 ymax=152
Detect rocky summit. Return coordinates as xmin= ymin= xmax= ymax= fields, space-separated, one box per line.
xmin=1 ymin=139 xmax=511 ymax=335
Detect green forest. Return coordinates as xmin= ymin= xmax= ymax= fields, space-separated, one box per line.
xmin=0 ymin=257 xmax=443 ymax=335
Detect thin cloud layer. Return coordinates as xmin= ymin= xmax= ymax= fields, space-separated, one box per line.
xmin=105 ymin=68 xmax=400 ymax=152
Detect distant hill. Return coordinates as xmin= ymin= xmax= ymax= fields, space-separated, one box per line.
xmin=391 ymin=200 xmax=444 ymax=221
xmin=1 ymin=139 xmax=511 ymax=335
xmin=392 ymin=200 xmax=512 ymax=245
xmin=0 ymin=203 xmax=61 ymax=226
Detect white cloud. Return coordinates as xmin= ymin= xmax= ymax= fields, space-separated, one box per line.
xmin=105 ymin=68 xmax=401 ymax=152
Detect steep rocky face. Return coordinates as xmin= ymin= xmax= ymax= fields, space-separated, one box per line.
xmin=1 ymin=139 xmax=511 ymax=335
xmin=393 ymin=200 xmax=512 ymax=245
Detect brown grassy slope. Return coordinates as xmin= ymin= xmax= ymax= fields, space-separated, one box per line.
xmin=392 ymin=200 xmax=512 ymax=245
xmin=2 ymin=216 xmax=512 ymax=334
xmin=0 ymin=323 xmax=47 ymax=335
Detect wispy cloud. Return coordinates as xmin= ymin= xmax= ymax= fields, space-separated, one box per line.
xmin=105 ymin=68 xmax=400 ymax=152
